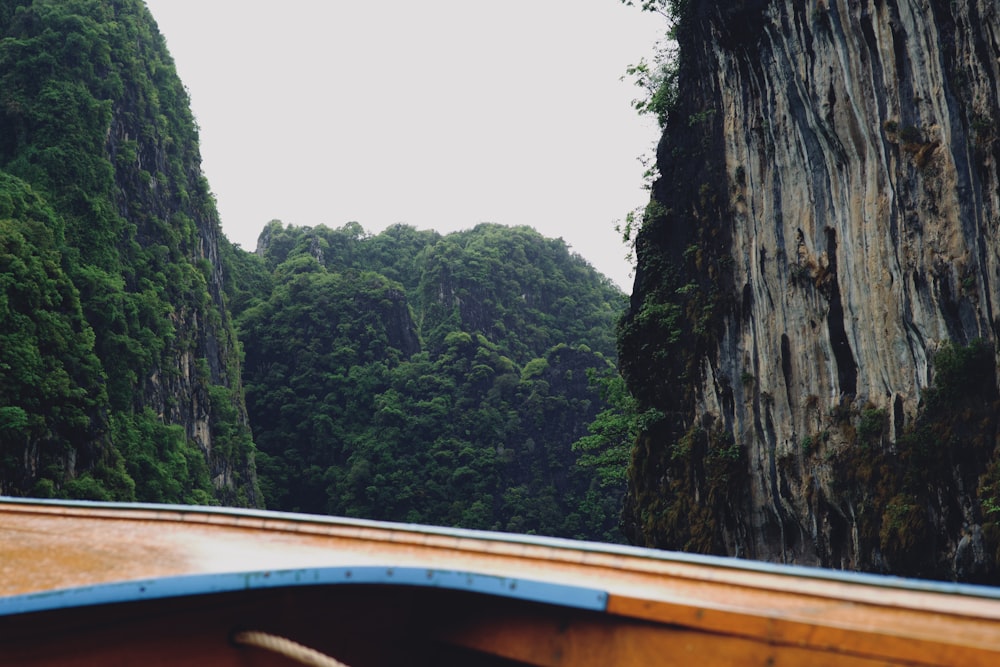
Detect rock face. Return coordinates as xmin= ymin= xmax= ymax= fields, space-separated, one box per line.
xmin=620 ymin=0 xmax=1000 ymax=581
xmin=107 ymin=36 xmax=256 ymax=505
xmin=0 ymin=0 xmax=259 ymax=505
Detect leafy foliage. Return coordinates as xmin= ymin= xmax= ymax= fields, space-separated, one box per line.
xmin=825 ymin=340 xmax=1000 ymax=581
xmin=0 ymin=174 xmax=106 ymax=492
xmin=231 ymin=222 xmax=627 ymax=541
xmin=0 ymin=0 xmax=632 ymax=535
xmin=0 ymin=0 xmax=257 ymax=504
xmin=572 ymin=370 xmax=636 ymax=488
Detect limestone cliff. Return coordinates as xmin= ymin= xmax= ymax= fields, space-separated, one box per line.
xmin=621 ymin=0 xmax=1000 ymax=582
xmin=0 ymin=0 xmax=259 ymax=505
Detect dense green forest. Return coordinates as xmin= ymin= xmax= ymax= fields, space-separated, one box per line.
xmin=0 ymin=0 xmax=257 ymax=504
xmin=223 ymin=222 xmax=629 ymax=541
xmin=0 ymin=0 xmax=634 ymax=543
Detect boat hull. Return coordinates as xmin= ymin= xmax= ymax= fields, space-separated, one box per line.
xmin=3 ymin=498 xmax=1000 ymax=666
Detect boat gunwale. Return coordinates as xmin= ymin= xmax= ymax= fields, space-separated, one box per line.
xmin=7 ymin=498 xmax=1000 ymax=664
xmin=3 ymin=496 xmax=998 ymax=606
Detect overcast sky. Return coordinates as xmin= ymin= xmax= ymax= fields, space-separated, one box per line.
xmin=143 ymin=1 xmax=666 ymax=290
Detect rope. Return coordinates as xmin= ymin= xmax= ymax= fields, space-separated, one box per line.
xmin=231 ymin=630 xmax=352 ymax=667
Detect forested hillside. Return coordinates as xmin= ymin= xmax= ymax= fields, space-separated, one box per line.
xmin=0 ymin=0 xmax=257 ymax=504
xmin=0 ymin=0 xmax=631 ymax=543
xmin=224 ymin=222 xmax=628 ymax=541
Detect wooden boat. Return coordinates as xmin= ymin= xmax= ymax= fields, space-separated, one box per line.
xmin=2 ymin=498 xmax=1000 ymax=666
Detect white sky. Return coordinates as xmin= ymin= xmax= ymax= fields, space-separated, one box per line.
xmin=143 ymin=1 xmax=666 ymax=290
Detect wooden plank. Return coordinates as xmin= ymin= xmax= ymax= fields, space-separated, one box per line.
xmin=606 ymin=595 xmax=1000 ymax=667
xmin=434 ymin=601 xmax=908 ymax=667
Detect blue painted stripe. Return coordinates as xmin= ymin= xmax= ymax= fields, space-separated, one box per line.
xmin=0 ymin=566 xmax=609 ymax=617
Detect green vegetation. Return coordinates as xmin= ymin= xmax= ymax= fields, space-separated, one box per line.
xmin=817 ymin=340 xmax=1000 ymax=581
xmin=0 ymin=0 xmax=637 ymax=541
xmin=0 ymin=0 xmax=254 ymax=503
xmin=226 ymin=222 xmax=628 ymax=541
xmin=0 ymin=175 xmax=106 ymax=493
xmin=573 ymin=371 xmax=637 ymax=489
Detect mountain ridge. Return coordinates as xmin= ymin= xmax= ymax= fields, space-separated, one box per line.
xmin=226 ymin=220 xmax=627 ymax=541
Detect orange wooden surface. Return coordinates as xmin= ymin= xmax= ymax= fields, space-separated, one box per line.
xmin=3 ymin=500 xmax=1000 ymax=666
xmin=435 ymin=600 xmax=911 ymax=667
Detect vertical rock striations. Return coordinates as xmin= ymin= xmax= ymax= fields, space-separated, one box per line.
xmin=621 ymin=0 xmax=1000 ymax=581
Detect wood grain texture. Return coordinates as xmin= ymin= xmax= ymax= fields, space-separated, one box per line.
xmin=2 ymin=500 xmax=999 ymax=666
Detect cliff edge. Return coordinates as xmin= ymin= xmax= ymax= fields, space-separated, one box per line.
xmin=621 ymin=0 xmax=1000 ymax=582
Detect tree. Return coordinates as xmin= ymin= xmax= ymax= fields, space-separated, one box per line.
xmin=231 ymin=222 xmax=628 ymax=541
xmin=573 ymin=371 xmax=637 ymax=488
